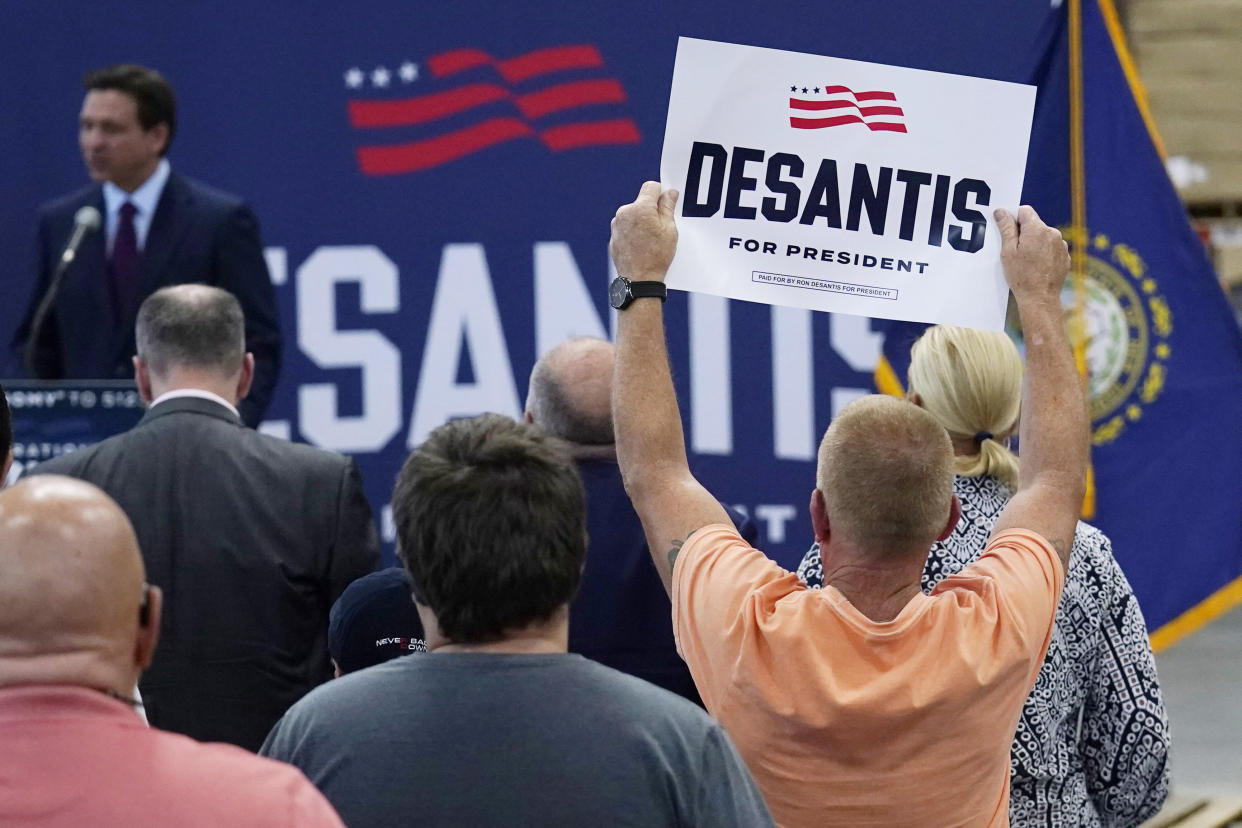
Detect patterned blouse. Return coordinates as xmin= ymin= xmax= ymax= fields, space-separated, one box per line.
xmin=796 ymin=475 xmax=1170 ymax=827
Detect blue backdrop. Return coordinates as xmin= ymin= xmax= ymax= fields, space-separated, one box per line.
xmin=5 ymin=2 xmax=1236 ymax=631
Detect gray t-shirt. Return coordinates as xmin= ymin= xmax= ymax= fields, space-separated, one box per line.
xmin=260 ymin=652 xmax=772 ymax=828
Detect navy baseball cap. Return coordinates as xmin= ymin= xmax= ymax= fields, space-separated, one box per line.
xmin=329 ymin=568 xmax=427 ymax=675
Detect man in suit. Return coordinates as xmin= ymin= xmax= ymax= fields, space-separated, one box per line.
xmin=13 ymin=63 xmax=281 ymax=427
xmin=29 ymin=284 xmax=379 ymax=752
xmin=524 ymin=336 xmax=756 ymax=705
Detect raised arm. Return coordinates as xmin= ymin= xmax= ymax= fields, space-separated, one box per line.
xmin=990 ymin=206 xmax=1087 ymax=572
xmin=610 ymin=181 xmax=732 ymax=593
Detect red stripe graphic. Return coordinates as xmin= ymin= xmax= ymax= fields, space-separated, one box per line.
xmin=540 ymin=119 xmax=641 ymax=151
xmin=349 ymin=79 xmax=626 ymax=129
xmin=349 ymin=44 xmax=638 ymax=175
xmin=820 ymin=84 xmax=898 ymax=102
xmin=356 ymin=117 xmax=534 ymax=175
xmin=355 ymin=118 xmax=640 ymax=176
xmin=428 ymin=45 xmax=604 ymax=83
xmin=790 ymin=98 xmax=904 ymax=117
xmin=516 ymin=79 xmax=627 ymax=119
xmin=788 ymin=84 xmax=906 ymax=133
xmin=791 ymin=114 xmax=907 ymax=133
xmin=349 ymin=83 xmax=507 ymax=128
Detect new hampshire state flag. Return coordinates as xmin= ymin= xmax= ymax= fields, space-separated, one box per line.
xmin=877 ymin=0 xmax=1242 ymax=644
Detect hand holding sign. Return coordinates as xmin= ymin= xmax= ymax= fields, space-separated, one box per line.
xmin=994 ymin=206 xmax=1071 ymax=303
xmin=610 ymin=181 xmax=681 ymax=283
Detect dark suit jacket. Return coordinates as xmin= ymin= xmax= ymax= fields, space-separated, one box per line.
xmin=14 ymin=172 xmax=282 ymax=426
xmin=568 ymin=457 xmax=758 ymax=706
xmin=29 ymin=396 xmax=380 ymax=751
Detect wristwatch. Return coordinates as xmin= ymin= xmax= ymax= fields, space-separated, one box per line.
xmin=609 ymin=276 xmax=667 ymax=310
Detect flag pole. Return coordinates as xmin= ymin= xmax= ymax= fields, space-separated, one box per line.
xmin=1069 ymin=0 xmax=1096 ymax=518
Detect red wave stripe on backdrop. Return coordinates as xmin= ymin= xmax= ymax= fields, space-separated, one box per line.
xmin=349 ymin=44 xmax=639 ymax=175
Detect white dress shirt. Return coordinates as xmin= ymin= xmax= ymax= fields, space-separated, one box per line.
xmin=149 ymin=388 xmax=239 ymax=419
xmin=102 ymin=158 xmax=171 ymax=253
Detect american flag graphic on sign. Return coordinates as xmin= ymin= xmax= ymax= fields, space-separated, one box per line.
xmin=789 ymin=84 xmax=907 ymax=133
xmin=347 ymin=45 xmax=641 ymax=175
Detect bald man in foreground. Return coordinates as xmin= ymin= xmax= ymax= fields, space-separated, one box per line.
xmin=610 ymin=182 xmax=1085 ymax=826
xmin=525 ymin=337 xmax=756 ymax=704
xmin=0 ymin=476 xmax=344 ymax=827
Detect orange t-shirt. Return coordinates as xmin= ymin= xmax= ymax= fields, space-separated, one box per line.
xmin=671 ymin=525 xmax=1064 ymax=828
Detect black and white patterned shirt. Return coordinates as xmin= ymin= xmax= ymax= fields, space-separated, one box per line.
xmin=796 ymin=475 xmax=1170 ymax=827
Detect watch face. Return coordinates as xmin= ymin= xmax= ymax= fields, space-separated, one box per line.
xmin=609 ymin=277 xmax=630 ymax=309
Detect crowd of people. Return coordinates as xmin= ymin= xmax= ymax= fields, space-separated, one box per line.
xmin=0 ymin=64 xmax=1171 ymax=828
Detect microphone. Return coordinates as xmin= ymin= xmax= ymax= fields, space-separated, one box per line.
xmin=61 ymin=205 xmax=102 ymax=266
xmin=24 ymin=205 xmax=102 ymax=377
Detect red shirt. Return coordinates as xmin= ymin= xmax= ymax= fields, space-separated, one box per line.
xmin=0 ymin=685 xmax=344 ymax=827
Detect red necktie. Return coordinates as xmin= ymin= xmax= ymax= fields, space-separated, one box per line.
xmin=108 ymin=201 xmax=140 ymax=322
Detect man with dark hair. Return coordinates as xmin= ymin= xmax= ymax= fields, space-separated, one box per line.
xmin=261 ymin=413 xmax=773 ymax=828
xmin=29 ymin=284 xmax=378 ymax=752
xmin=0 ymin=476 xmax=346 ymax=827
xmin=13 ymin=63 xmax=281 ymax=426
xmin=609 ymin=183 xmax=1086 ymax=826
xmin=524 ymin=336 xmax=756 ymax=704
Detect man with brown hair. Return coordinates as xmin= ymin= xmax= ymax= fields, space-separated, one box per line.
xmin=609 ymin=181 xmax=1085 ymax=826
xmin=0 ymin=476 xmax=344 ymax=827
xmin=261 ymin=413 xmax=772 ymax=828
xmin=14 ymin=63 xmax=280 ymax=426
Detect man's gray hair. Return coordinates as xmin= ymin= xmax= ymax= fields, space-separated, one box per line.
xmin=135 ymin=284 xmax=245 ymax=376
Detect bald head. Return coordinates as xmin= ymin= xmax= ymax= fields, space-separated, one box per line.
xmin=0 ymin=476 xmax=157 ymax=692
xmin=525 ymin=338 xmax=615 ymax=445
xmin=816 ymin=395 xmax=955 ymax=555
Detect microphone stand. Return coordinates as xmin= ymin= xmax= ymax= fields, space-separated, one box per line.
xmin=24 ymin=220 xmax=96 ymax=378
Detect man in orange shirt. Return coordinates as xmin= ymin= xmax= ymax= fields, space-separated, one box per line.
xmin=608 ymin=181 xmax=1086 ymax=827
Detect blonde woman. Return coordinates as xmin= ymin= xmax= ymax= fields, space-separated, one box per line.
xmin=797 ymin=325 xmax=1170 ymax=828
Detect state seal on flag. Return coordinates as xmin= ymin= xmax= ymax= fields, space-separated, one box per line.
xmin=1059 ymin=230 xmax=1173 ymax=446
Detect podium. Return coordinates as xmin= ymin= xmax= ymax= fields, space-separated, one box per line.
xmin=3 ymin=380 xmax=145 ymax=483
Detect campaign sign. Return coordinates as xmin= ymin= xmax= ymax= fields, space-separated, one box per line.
xmin=660 ymin=37 xmax=1036 ymax=330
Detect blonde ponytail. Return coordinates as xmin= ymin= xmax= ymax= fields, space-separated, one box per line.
xmin=907 ymin=326 xmax=1023 ymax=489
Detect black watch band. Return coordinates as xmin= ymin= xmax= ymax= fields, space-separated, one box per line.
xmin=609 ymin=276 xmax=668 ymax=310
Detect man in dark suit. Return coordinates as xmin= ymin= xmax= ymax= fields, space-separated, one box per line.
xmin=29 ymin=284 xmax=379 ymax=751
xmin=524 ymin=337 xmax=757 ymax=705
xmin=13 ymin=64 xmax=280 ymax=427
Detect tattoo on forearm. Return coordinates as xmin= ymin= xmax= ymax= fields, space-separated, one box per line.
xmin=666 ymin=528 xmax=700 ymax=572
xmin=667 ymin=539 xmax=684 ymax=571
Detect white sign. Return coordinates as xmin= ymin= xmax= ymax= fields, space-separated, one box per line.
xmin=660 ymin=37 xmax=1036 ymax=330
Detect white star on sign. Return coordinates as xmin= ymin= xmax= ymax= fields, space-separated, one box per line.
xmin=399 ymin=61 xmax=419 ymax=83
xmin=371 ymin=66 xmax=391 ymax=88
xmin=344 ymin=67 xmax=365 ymax=89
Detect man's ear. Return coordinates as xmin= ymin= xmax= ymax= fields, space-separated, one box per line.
xmin=236 ymin=353 xmax=255 ymax=402
xmin=146 ymin=122 xmax=170 ymax=157
xmin=135 ymin=585 xmax=163 ymax=672
xmin=809 ymin=488 xmax=831 ymax=545
xmin=134 ymin=356 xmax=154 ymax=404
xmin=936 ymin=495 xmax=962 ymax=542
